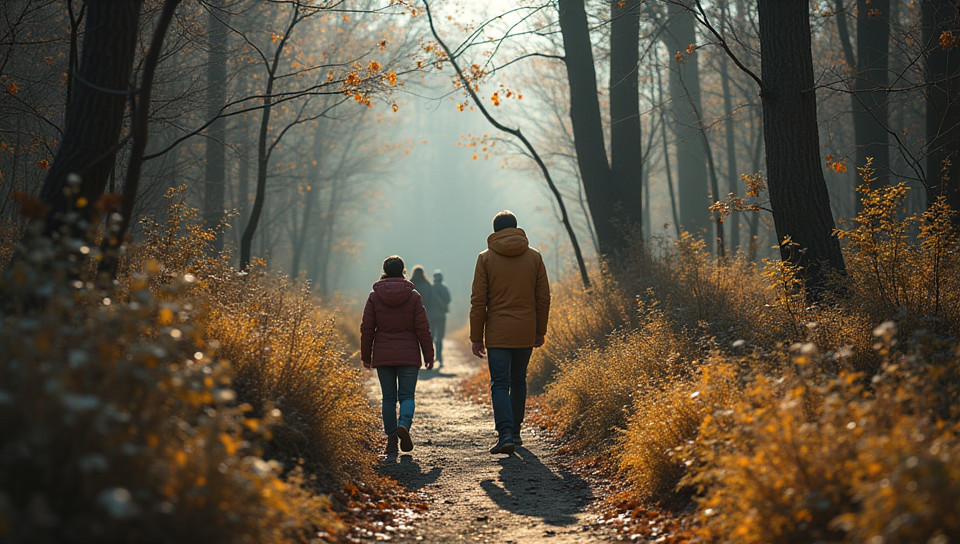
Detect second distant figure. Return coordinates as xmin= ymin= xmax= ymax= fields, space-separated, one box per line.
xmin=410 ymin=265 xmax=445 ymax=364
xmin=361 ymin=256 xmax=434 ymax=455
xmin=432 ymin=270 xmax=451 ymax=365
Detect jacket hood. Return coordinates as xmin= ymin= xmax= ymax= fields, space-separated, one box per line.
xmin=373 ymin=277 xmax=416 ymax=306
xmin=487 ymin=227 xmax=530 ymax=257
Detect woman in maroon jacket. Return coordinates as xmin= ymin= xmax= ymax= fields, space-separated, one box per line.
xmin=361 ymin=255 xmax=434 ymax=454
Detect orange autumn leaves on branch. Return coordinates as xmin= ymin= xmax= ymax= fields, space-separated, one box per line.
xmin=676 ymin=43 xmax=696 ymax=63
xmin=335 ymin=59 xmax=400 ymax=110
xmin=445 ymin=59 xmax=522 ymax=111
xmin=940 ymin=30 xmax=960 ymax=51
xmin=709 ymin=172 xmax=766 ymax=220
xmin=489 ymin=85 xmax=522 ymax=107
xmin=826 ymin=154 xmax=848 ymax=173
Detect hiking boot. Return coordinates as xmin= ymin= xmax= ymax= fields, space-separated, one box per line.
xmin=385 ymin=434 xmax=399 ymax=454
xmin=396 ymin=425 xmax=413 ymax=452
xmin=489 ymin=434 xmax=515 ymax=455
xmin=513 ymin=430 xmax=523 ymax=446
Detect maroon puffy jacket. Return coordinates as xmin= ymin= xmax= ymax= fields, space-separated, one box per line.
xmin=360 ymin=278 xmax=434 ymax=367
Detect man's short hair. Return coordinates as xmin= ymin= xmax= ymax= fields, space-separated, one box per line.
xmin=382 ymin=255 xmax=405 ymax=278
xmin=493 ymin=210 xmax=518 ymax=232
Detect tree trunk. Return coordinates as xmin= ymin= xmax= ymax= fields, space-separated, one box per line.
xmin=204 ymin=0 xmax=228 ymax=250
xmin=99 ymin=0 xmax=181 ymax=279
xmin=239 ymin=83 xmax=272 ymax=270
xmin=316 ymin=176 xmax=340 ymax=296
xmin=661 ymin=1 xmax=710 ymax=239
xmin=747 ymin=114 xmax=764 ymax=263
xmin=853 ymin=0 xmax=891 ymax=205
xmin=699 ymin=118 xmax=725 ymax=258
xmin=657 ymin=61 xmax=682 ymax=238
xmin=923 ymin=0 xmax=960 ymax=219
xmin=39 ymin=0 xmax=142 ymax=236
xmin=609 ymin=0 xmax=644 ymax=244
xmin=757 ymin=0 xmax=846 ymax=294
xmin=719 ymin=25 xmax=741 ymax=252
xmin=291 ymin=128 xmax=322 ymax=276
xmin=558 ymin=0 xmax=617 ymax=255
xmin=235 ymin=116 xmax=251 ymax=251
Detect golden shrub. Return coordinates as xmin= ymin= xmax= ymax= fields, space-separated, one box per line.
xmin=128 ymin=187 xmax=378 ymax=487
xmin=838 ymin=170 xmax=960 ymax=336
xmin=538 ymin=168 xmax=960 ymax=544
xmin=196 ymin=274 xmax=377 ymax=482
xmin=527 ymin=272 xmax=633 ymax=392
xmin=687 ymin=333 xmax=960 ymax=544
xmin=545 ymin=304 xmax=697 ymax=453
xmin=617 ymin=361 xmax=739 ymax=502
xmin=0 ymin=221 xmax=339 ymax=543
xmin=643 ymin=232 xmax=792 ymax=349
xmin=0 ymin=190 xmax=379 ymax=542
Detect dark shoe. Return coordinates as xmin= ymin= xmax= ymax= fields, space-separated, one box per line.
xmin=396 ymin=425 xmax=413 ymax=452
xmin=513 ymin=430 xmax=523 ymax=446
xmin=489 ymin=435 xmax=515 ymax=455
xmin=385 ymin=434 xmax=399 ymax=454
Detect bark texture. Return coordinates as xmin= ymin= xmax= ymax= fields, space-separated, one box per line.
xmin=757 ymin=0 xmax=846 ymax=293
xmin=923 ymin=0 xmax=960 ymax=218
xmin=609 ymin=0 xmax=644 ymax=242
xmin=854 ymin=0 xmax=891 ymax=201
xmin=661 ymin=1 xmax=709 ymax=238
xmin=204 ymin=1 xmax=228 ymax=250
xmin=558 ymin=0 xmax=643 ymax=257
xmin=40 ymin=0 xmax=143 ymax=234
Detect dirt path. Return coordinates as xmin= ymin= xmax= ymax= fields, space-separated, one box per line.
xmin=360 ymin=341 xmax=615 ymax=543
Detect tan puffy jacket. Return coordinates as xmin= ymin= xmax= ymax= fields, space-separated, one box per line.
xmin=470 ymin=228 xmax=550 ymax=348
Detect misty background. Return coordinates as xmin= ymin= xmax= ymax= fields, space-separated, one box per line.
xmin=337 ymin=93 xmax=567 ymax=332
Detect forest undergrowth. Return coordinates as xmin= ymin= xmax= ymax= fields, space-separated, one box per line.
xmin=0 ymin=188 xmax=397 ymax=543
xmin=506 ymin=169 xmax=960 ymax=543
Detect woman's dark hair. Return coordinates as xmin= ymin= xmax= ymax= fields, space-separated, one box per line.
xmin=381 ymin=255 xmax=405 ymax=279
xmin=493 ymin=210 xmax=518 ymax=232
xmin=410 ymin=265 xmax=428 ymax=284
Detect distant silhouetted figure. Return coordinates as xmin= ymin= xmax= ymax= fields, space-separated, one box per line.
xmin=361 ymin=255 xmax=434 ymax=454
xmin=411 ymin=265 xmax=443 ymax=359
xmin=470 ymin=211 xmax=550 ymax=455
xmin=432 ymin=270 xmax=452 ymax=365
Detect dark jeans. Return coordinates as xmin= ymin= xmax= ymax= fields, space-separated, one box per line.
xmin=376 ymin=366 xmax=419 ymax=435
xmin=487 ymin=347 xmax=532 ymax=436
xmin=433 ymin=316 xmax=446 ymax=362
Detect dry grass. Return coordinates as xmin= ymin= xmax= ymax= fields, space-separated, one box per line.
xmin=686 ymin=334 xmax=960 ymax=543
xmin=527 ymin=272 xmax=634 ymax=392
xmin=545 ymin=305 xmax=697 ymax=454
xmin=538 ymin=174 xmax=960 ymax=542
xmin=127 ymin=188 xmax=378 ymax=487
xmin=0 ymin=189 xmax=379 ymax=542
xmin=0 ymin=222 xmax=339 ymax=543
xmin=617 ymin=361 xmax=740 ymax=503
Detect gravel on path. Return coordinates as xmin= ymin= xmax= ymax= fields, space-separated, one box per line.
xmin=360 ymin=341 xmax=616 ymax=543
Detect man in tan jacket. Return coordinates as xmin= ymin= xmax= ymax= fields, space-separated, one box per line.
xmin=470 ymin=210 xmax=550 ymax=455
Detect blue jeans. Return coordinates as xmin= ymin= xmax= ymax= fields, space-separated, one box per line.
xmin=376 ymin=366 xmax=419 ymax=435
xmin=487 ymin=347 xmax=532 ymax=436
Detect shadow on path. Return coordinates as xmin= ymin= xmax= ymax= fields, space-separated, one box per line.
xmin=377 ymin=454 xmax=442 ymax=491
xmin=417 ymin=368 xmax=457 ymax=381
xmin=479 ymin=447 xmax=592 ymax=526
